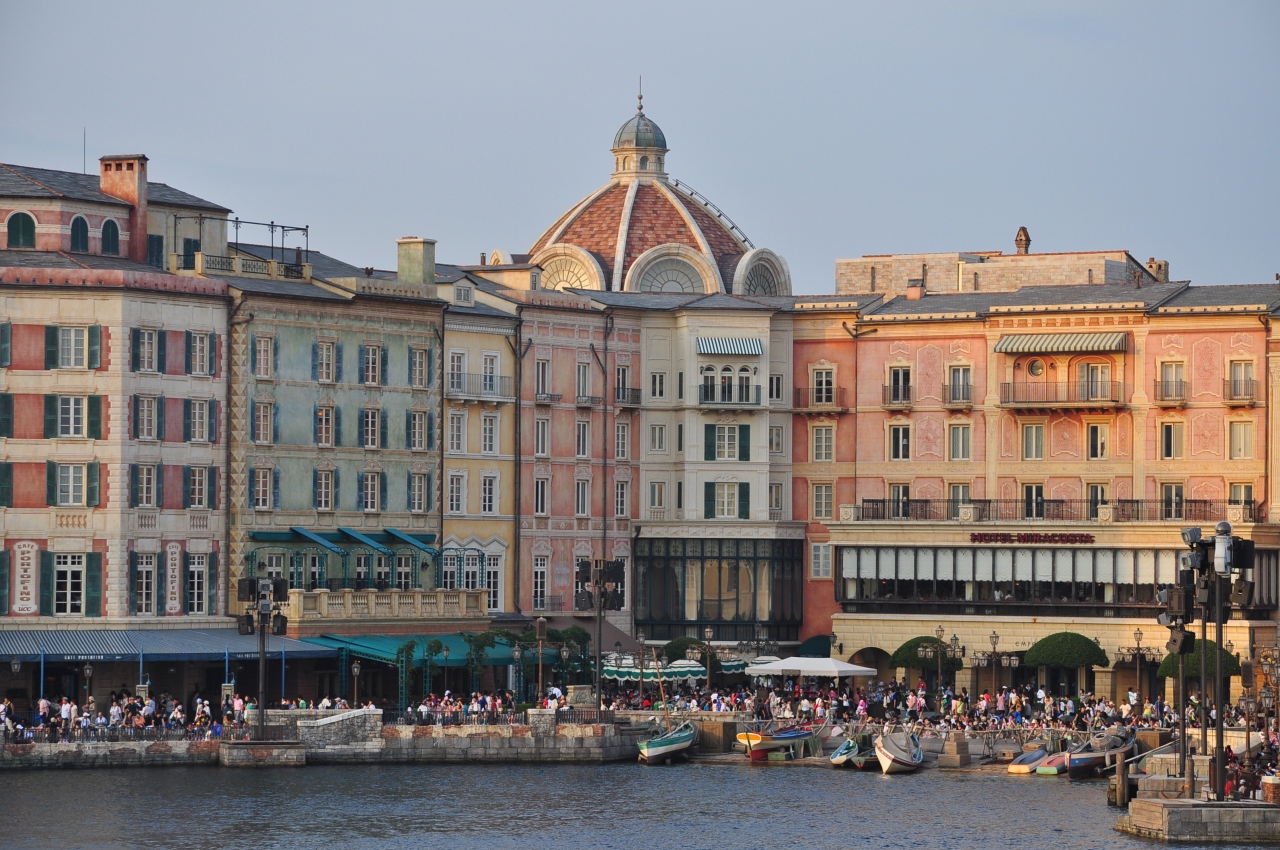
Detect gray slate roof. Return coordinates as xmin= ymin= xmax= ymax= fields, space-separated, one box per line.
xmin=1159 ymin=283 xmax=1280 ymax=312
xmin=0 ymin=249 xmax=159 ymax=273
xmin=0 ymin=163 xmax=229 ymax=212
xmin=234 ymin=242 xmax=367 ymax=281
xmin=222 ymin=275 xmax=349 ymax=301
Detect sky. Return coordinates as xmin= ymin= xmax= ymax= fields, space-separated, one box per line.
xmin=2 ymin=2 xmax=1276 ymax=294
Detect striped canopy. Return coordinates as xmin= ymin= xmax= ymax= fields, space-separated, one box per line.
xmin=696 ymin=337 xmax=763 ymax=356
xmin=993 ymin=332 xmax=1127 ymax=354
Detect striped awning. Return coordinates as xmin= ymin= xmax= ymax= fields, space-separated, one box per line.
xmin=993 ymin=332 xmax=1127 ymax=355
xmin=697 ymin=337 xmax=763 ymax=356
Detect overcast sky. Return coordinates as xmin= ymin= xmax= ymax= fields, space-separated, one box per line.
xmin=2 ymin=2 xmax=1276 ymax=293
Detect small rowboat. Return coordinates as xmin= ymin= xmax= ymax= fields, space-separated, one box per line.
xmin=1035 ymin=752 xmax=1070 ymax=775
xmin=830 ymin=738 xmax=859 ymax=767
xmin=638 ymin=720 xmax=696 ymax=764
xmin=874 ymin=730 xmax=924 ymax=774
xmin=1008 ymin=747 xmax=1049 ymax=775
xmin=737 ymin=725 xmax=814 ymax=760
xmin=1066 ymin=730 xmax=1134 ymax=779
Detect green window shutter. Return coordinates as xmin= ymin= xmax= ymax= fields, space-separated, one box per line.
xmin=182 ymin=399 xmax=192 ymax=442
xmin=704 ymin=424 xmax=716 ymax=461
xmin=156 ymin=396 xmax=166 ymax=440
xmin=209 ymin=466 xmax=218 ymax=510
xmin=44 ymin=394 xmax=57 ymax=438
xmin=85 ymin=553 xmax=102 ymax=617
xmin=247 ymin=467 xmax=256 ymax=508
xmin=130 ymin=328 xmax=140 ymax=372
xmin=0 ymin=462 xmax=12 ymax=507
xmin=334 ymin=406 xmax=343 ymax=447
xmin=380 ymin=346 xmax=389 ymax=386
xmin=156 ymin=331 xmax=167 ymax=373
xmin=0 ymin=321 xmax=10 ymax=367
xmin=129 ymin=464 xmax=139 ymax=508
xmin=677 ymin=423 xmax=683 ymax=453
xmin=704 ymin=481 xmax=715 ymax=519
xmin=131 ymin=395 xmax=139 ymax=440
xmin=182 ymin=552 xmax=191 ymax=615
xmin=379 ymin=472 xmax=387 ymax=512
xmin=155 ymin=552 xmax=165 ymax=605
xmin=182 ymin=466 xmax=191 ymax=508
xmin=86 ymin=461 xmax=100 ymax=507
xmin=128 ymin=552 xmax=137 ymax=615
xmin=184 ymin=331 xmax=193 ymax=374
xmin=39 ymin=551 xmax=53 ymax=616
xmin=379 ymin=410 xmax=387 ymax=449
xmin=87 ymin=395 xmax=102 ymax=439
xmin=46 ymin=461 xmax=57 ymax=505
xmin=405 ymin=409 xmax=412 ymax=449
xmin=208 ymin=400 xmax=218 ymax=444
xmin=45 ymin=326 xmax=59 ymax=369
xmin=87 ymin=325 xmax=101 ymax=369
xmin=738 ymin=481 xmax=750 ymax=519
xmin=155 ymin=462 xmax=164 ymax=508
xmin=0 ymin=393 xmax=13 ymax=437
xmin=272 ymin=469 xmax=281 ymax=509
xmin=249 ymin=334 xmax=257 ymax=375
xmin=0 ymin=550 xmax=9 ymax=615
xmin=677 ymin=371 xmax=684 ymax=399
xmin=427 ymin=411 xmax=435 ymax=451
xmin=738 ymin=424 xmax=750 ymax=461
xmin=208 ymin=553 xmax=218 ymax=616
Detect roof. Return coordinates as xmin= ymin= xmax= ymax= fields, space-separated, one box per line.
xmin=993 ymin=332 xmax=1128 ymax=354
xmin=0 ymin=163 xmax=229 ymax=212
xmin=867 ymin=282 xmax=1190 ymax=318
xmin=0 ymin=249 xmax=161 ymax=273
xmin=613 ymin=109 xmax=667 ymax=149
xmin=0 ymin=628 xmax=333 ymax=662
xmin=222 ymin=274 xmax=350 ymax=301
xmin=568 ymin=289 xmax=776 ymax=312
xmin=233 ymin=242 xmax=367 ymax=281
xmin=1158 ymin=283 xmax=1280 ymax=312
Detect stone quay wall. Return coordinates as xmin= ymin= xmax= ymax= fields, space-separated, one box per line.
xmin=308 ymin=721 xmax=641 ymax=764
xmin=0 ymin=739 xmax=221 ymax=770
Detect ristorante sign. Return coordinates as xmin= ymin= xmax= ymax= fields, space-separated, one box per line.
xmin=969 ymin=532 xmax=1095 ymax=545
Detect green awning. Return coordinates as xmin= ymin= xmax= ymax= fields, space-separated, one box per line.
xmin=302 ymin=633 xmax=523 ymax=668
xmin=337 ymin=527 xmax=394 ymax=555
xmin=289 ymin=527 xmax=348 ymax=555
xmin=383 ymin=528 xmax=438 ymax=553
xmin=994 ymin=332 xmax=1127 ymax=354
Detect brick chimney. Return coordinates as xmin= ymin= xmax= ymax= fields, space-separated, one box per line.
xmin=99 ymin=155 xmax=149 ymax=264
xmin=1145 ymin=257 xmax=1169 ymax=282
xmin=396 ymin=237 xmax=436 ymax=289
xmin=1015 ymin=226 xmax=1031 ymax=255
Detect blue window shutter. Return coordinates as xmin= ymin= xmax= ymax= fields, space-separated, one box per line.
xmin=183 ymin=399 xmax=192 ymax=442
xmin=87 ymin=395 xmax=101 ymax=440
xmin=211 ymin=333 xmax=220 ymax=377
xmin=379 ymin=410 xmax=387 ymax=449
xmin=704 ymin=482 xmax=715 ymax=519
xmin=209 ymin=400 xmax=218 ymax=443
xmin=247 ymin=467 xmax=256 ymax=508
xmin=155 ymin=552 xmax=165 ymax=604
xmin=0 ymin=393 xmax=13 ymax=438
xmin=155 ymin=462 xmax=164 ymax=508
xmin=84 ymin=553 xmax=102 ymax=616
xmin=207 ymin=553 xmax=218 ymax=616
xmin=357 ymin=346 xmax=366 ymax=382
xmin=379 ymin=472 xmax=387 ymax=512
xmin=86 ymin=461 xmax=100 ymax=506
xmin=44 ymin=326 xmax=58 ymax=369
xmin=333 ymin=467 xmax=340 ymax=509
xmin=182 ymin=466 xmax=191 ymax=508
xmin=405 ymin=470 xmax=412 ymax=510
xmin=272 ymin=468 xmax=281 ymax=509
xmin=0 ymin=321 xmax=11 ymax=367
xmin=249 ymin=399 xmax=256 ymax=439
xmin=156 ymin=331 xmax=167 ymax=374
xmin=129 ymin=464 xmax=138 ymax=508
xmin=273 ymin=338 xmax=279 ymax=377
xmin=427 ymin=411 xmax=436 ymax=450
xmin=358 ymin=409 xmax=365 ymax=446
xmin=380 ymin=346 xmax=388 ymax=386
xmin=249 ymin=334 xmax=257 ymax=375
xmin=335 ymin=343 xmax=344 ymax=383
xmin=334 ymin=406 xmax=343 ymax=447
xmin=311 ymin=343 xmax=319 ymax=381
xmin=357 ymin=471 xmax=364 ymax=508
xmin=0 ymin=462 xmax=12 ymax=507
xmin=738 ymin=482 xmax=750 ymax=519
xmin=182 ymin=551 xmax=191 ymax=614
xmin=132 ymin=395 xmax=139 ymax=439
xmin=127 ymin=551 xmax=137 ymax=615
xmin=407 ymin=345 xmax=414 ymax=385
xmin=427 ymin=348 xmax=435 ymax=386
xmin=273 ymin=403 xmax=280 ymax=444
xmin=156 ymin=396 xmax=166 ymax=441
xmin=184 ymin=330 xmax=193 ymax=374
xmin=43 ymin=394 xmax=57 ymax=438
xmin=405 ymin=409 xmax=412 ymax=449
xmin=313 ymin=404 xmax=319 ymax=444
xmin=209 ymin=466 xmax=218 ymax=510
xmin=426 ymin=471 xmax=434 ymax=512
xmin=130 ymin=328 xmax=140 ymax=372
xmin=312 ymin=468 xmax=319 ymax=509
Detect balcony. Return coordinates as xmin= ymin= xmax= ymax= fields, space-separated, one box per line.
xmin=698 ymin=384 xmax=762 ymax=407
xmin=174 ymin=252 xmax=312 ymax=281
xmin=882 ymin=385 xmax=913 ymax=411
xmin=793 ymin=387 xmax=846 ymax=411
xmin=846 ymin=498 xmax=1260 ymax=523
xmin=999 ymin=381 xmax=1124 ymax=409
xmin=941 ymin=383 xmax=973 ymax=410
xmin=534 ymin=392 xmax=561 ymax=405
xmin=281 ymin=587 xmax=487 ymax=622
xmin=575 ymin=394 xmax=603 ymax=407
xmin=615 ymin=387 xmax=642 ymax=406
xmin=1224 ymin=379 xmax=1257 ymax=407
xmin=647 ymin=508 xmax=667 ymax=521
xmin=1153 ymin=379 xmax=1187 ymax=408
xmin=446 ymin=372 xmax=514 ymax=402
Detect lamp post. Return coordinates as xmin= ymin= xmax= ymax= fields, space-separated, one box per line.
xmin=636 ymin=630 xmax=646 ymax=701
xmin=536 ymin=616 xmax=546 ymax=707
xmin=990 ymin=631 xmax=1000 ymax=697
xmin=558 ymin=645 xmax=572 ymax=688
xmin=511 ymin=644 xmax=524 ymax=704
xmin=441 ymin=645 xmax=450 ymax=697
xmin=83 ymin=661 xmax=93 ymax=708
xmin=351 ymin=659 xmax=361 ymax=707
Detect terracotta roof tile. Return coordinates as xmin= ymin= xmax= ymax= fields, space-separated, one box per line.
xmin=555 ymin=183 xmax=629 ymax=282
xmin=623 ymin=184 xmax=698 ymax=280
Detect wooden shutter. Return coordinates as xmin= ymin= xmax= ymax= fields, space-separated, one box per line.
xmin=335 ymin=343 xmax=344 ymax=383
xmin=131 ymin=395 xmax=139 ymax=439
xmin=427 ymin=411 xmax=435 ymax=450
xmin=155 ymin=552 xmax=166 ymax=609
xmin=208 ymin=400 xmax=218 ymax=443
xmin=156 ymin=330 xmax=167 ymax=373
xmin=249 ymin=334 xmax=257 ymax=374
xmin=379 ymin=472 xmax=387 ymax=512
xmin=738 ymin=482 xmax=750 ymax=520
xmin=0 ymin=550 xmax=9 ymax=615
xmin=85 ymin=553 xmax=102 ymax=616
xmin=333 ymin=467 xmax=340 ymax=510
xmin=273 ymin=337 xmax=279 ymax=377
xmin=39 ymin=551 xmax=53 ymax=615
xmin=247 ymin=467 xmax=255 ymax=508
xmin=155 ymin=462 xmax=164 ymax=508
xmin=184 ymin=331 xmax=193 ymax=374
xmin=130 ymin=328 xmax=141 ymax=372
xmin=156 ymin=396 xmax=166 ymax=440
xmin=86 ymin=461 xmax=100 ymax=506
xmin=405 ymin=409 xmax=413 ymax=449
xmin=311 ymin=342 xmax=319 ymax=381
xmin=704 ymin=482 xmax=715 ymax=519
xmin=379 ymin=410 xmax=387 ymax=449
xmin=129 ymin=464 xmax=139 ymax=508
xmin=43 ymin=394 xmax=57 ymax=438
xmin=334 ymin=406 xmax=343 ymax=447
xmin=208 ymin=467 xmax=218 ymax=510
xmin=704 ymin=424 xmax=716 ymax=461
xmin=272 ymin=469 xmax=281 ymax=509
xmin=357 ymin=345 xmax=366 ymax=382
xmin=207 ymin=553 xmax=218 ymax=616
xmin=182 ymin=551 xmax=191 ymax=615
xmin=357 ymin=471 xmax=364 ymax=508
xmin=312 ymin=468 xmax=320 ymax=509
xmin=272 ymin=403 xmax=280 ymax=444
xmin=45 ymin=460 xmax=56 ymax=505
xmin=738 ymin=424 xmax=750 ymax=461
xmin=182 ymin=466 xmax=191 ymax=508
xmin=183 ymin=399 xmax=192 ymax=441
xmin=380 ymin=346 xmax=389 ymax=386
xmin=0 ymin=393 xmax=13 ymax=438
xmin=44 ymin=326 xmax=59 ymax=369
xmin=87 ymin=325 xmax=101 ymax=369
xmin=87 ymin=395 xmax=102 ymax=439
xmin=128 ymin=551 xmax=137 ymax=615
xmin=0 ymin=321 xmax=10 ymax=367
xmin=0 ymin=462 xmax=12 ymax=507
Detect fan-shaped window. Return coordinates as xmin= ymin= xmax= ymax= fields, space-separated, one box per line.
xmin=540 ymin=255 xmax=593 ymax=291
xmin=743 ymin=261 xmax=778 ymax=296
xmin=101 ymin=220 xmax=119 ymax=255
xmin=7 ymin=212 xmax=35 ymax=248
xmin=70 ymin=217 xmax=89 ymax=252
xmin=639 ymin=156 xmax=649 ymax=171
xmin=635 ymin=256 xmax=701 ymax=293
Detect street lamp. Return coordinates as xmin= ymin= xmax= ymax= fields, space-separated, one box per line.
xmin=83 ymin=661 xmax=93 ymax=707
xmin=535 ymin=616 xmax=546 ymax=706
xmin=10 ymin=657 xmax=21 ymax=675
xmin=990 ymin=631 xmax=1000 ymax=696
xmin=351 ymin=659 xmax=361 ymax=706
xmin=511 ymin=644 xmax=524 ymax=704
xmin=1135 ymin=629 xmax=1144 ymax=704
xmin=441 ymin=645 xmax=451 ymax=697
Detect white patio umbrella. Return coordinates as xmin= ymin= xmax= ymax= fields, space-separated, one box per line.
xmin=744 ymin=656 xmax=878 ymax=678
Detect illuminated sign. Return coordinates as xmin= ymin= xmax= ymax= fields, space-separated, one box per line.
xmin=969 ymin=532 xmax=1095 ymax=545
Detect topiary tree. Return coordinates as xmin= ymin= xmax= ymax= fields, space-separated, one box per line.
xmin=1024 ymin=632 xmax=1109 ymax=669
xmin=890 ymin=636 xmax=964 ymax=674
xmin=661 ymin=636 xmax=721 ymax=674
xmin=1156 ymin=640 xmax=1242 ymax=679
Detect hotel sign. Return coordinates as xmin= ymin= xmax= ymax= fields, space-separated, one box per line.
xmin=969 ymin=532 xmax=1095 ymax=545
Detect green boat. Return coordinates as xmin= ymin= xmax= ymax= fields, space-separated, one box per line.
xmin=638 ymin=720 xmax=697 ymax=764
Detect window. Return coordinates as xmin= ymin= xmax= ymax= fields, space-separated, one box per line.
xmin=813 ymin=484 xmax=833 ymax=520
xmin=650 ymin=373 xmax=665 ymax=399
xmin=889 ymin=367 xmax=911 ymax=403
xmin=715 ymin=483 xmax=739 ymax=518
xmin=253 ymin=468 xmax=272 ymax=510
xmin=54 ymin=554 xmax=84 ymax=615
xmin=948 ymin=484 xmax=970 ymax=518
xmin=7 ymin=212 xmax=36 ymax=248
xmin=137 ymin=329 xmax=157 ymax=372
xmin=361 ymin=472 xmax=380 ymax=512
xmin=1230 ymin=422 xmax=1253 ymax=459
xmin=482 ymin=354 xmax=499 ymax=394
xmin=448 ymin=412 xmax=465 ymax=453
xmin=769 ymin=374 xmax=783 ymax=401
xmin=890 ymin=425 xmax=910 ymax=460
xmin=1079 ymin=362 xmax=1112 ymax=400
xmin=715 ymin=425 xmax=738 ymax=460
xmin=1161 ymin=422 xmax=1184 ymax=460
xmin=486 ymin=563 xmax=500 ymax=611
xmin=254 ymin=336 xmax=272 ymax=379
xmin=481 ymin=475 xmax=497 ymax=514
xmin=534 ymin=478 xmax=548 ymax=515
xmin=448 ymin=474 xmax=464 ymax=514
xmin=189 ymin=400 xmax=208 ymax=442
xmin=811 ymin=544 xmax=832 ymax=579
xmin=254 ymin=402 xmax=273 ymax=444
xmin=813 ymin=370 xmax=833 ymax=404
xmin=315 ymin=469 xmax=334 ymax=511
xmin=187 ymin=554 xmax=206 ymax=615
xmin=676 ymin=481 xmax=684 ymax=510
xmin=1088 ymin=484 xmax=1108 ymax=519
xmin=1023 ymin=423 xmax=1044 ymax=460
xmin=533 ymin=558 xmax=548 ymax=610
xmin=615 ymin=422 xmax=628 ymax=459
xmin=188 ymin=466 xmax=207 ymax=509
xmin=481 ymin=414 xmax=497 ymax=454
xmin=395 ymin=554 xmax=413 ymax=592
xmin=576 ymin=363 xmax=591 ymax=398
xmin=455 ymin=284 xmax=472 ymax=305
xmin=1087 ymin=423 xmax=1108 ymax=459
xmin=408 ymin=347 xmax=428 ymax=388
xmin=949 ymin=366 xmax=971 ymax=403
xmin=401 ymin=410 xmax=423 ymax=451
xmin=59 ymin=396 xmax=85 ymax=437
xmin=576 ymin=421 xmax=590 ymax=458
xmin=60 ymin=327 xmax=86 ymax=368
xmin=812 ymin=426 xmax=833 ymax=462
xmin=949 ymin=424 xmax=970 ymax=461
xmin=677 ymin=371 xmax=684 ymax=400
xmin=769 ymin=482 xmax=783 ymax=512
xmin=1229 ymin=361 xmax=1254 ymax=397
xmin=616 ymin=365 xmax=629 ymax=394
xmin=57 ymin=464 xmax=85 ymax=505
xmin=137 ymin=397 xmax=157 ymax=440
xmin=135 ymin=554 xmax=154 ymax=614
xmin=649 ymin=424 xmax=666 ymax=452
xmin=263 ymin=554 xmax=285 ymax=581
xmin=409 ymin=473 xmax=427 ymax=513
xmin=190 ymin=333 xmax=210 ymax=376
xmin=1162 ymin=483 xmax=1185 ymax=519
xmin=1024 ymin=484 xmax=1045 ymax=519
xmin=1160 ymin=361 xmax=1184 ymax=394
xmin=534 ymin=419 xmax=549 ymax=456
xmin=70 ymin=217 xmax=89 ymax=252
xmin=147 ymin=234 xmax=164 ymax=268
xmin=575 ymin=479 xmax=590 ymax=516
xmin=890 ymin=484 xmax=910 ymax=519
xmin=317 ymin=407 xmax=334 ymax=447
xmin=317 ymin=342 xmax=335 ymax=383
xmin=649 ymin=481 xmax=666 ymax=509
xmin=1230 ymin=483 xmax=1254 ymax=505
xmin=137 ymin=464 xmax=157 ymax=508
xmin=677 ymin=423 xmax=683 ymax=453
xmin=614 ymin=481 xmax=628 ymax=517
xmin=362 ymin=345 xmax=382 ymax=386
xmin=536 ymin=360 xmax=550 ymax=395
xmin=770 ymin=426 xmax=784 ymax=454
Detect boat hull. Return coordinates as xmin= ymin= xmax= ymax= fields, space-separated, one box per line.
xmin=1009 ymin=748 xmax=1048 ymax=775
xmin=874 ymin=733 xmax=923 ymax=774
xmin=1035 ymin=753 xmax=1068 ymax=776
xmin=830 ymin=739 xmax=859 ymax=767
xmin=638 ymin=722 xmax=696 ymax=764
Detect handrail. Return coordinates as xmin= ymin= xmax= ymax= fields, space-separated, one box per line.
xmin=669 ymin=178 xmax=755 ymax=249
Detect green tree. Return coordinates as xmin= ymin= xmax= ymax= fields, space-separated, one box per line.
xmin=460 ymin=631 xmax=498 ymax=691
xmin=1023 ymin=632 xmax=1109 ymax=669
xmin=1156 ymin=640 xmax=1242 ymax=679
xmin=425 ymin=638 xmax=445 ymax=692
xmin=889 ymin=636 xmax=965 ymax=674
xmin=661 ymin=637 xmax=720 ymax=674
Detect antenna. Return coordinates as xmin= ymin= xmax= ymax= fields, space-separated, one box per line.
xmin=82 ymin=128 xmax=86 ymax=174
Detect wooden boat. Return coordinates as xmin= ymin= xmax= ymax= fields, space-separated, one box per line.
xmin=830 ymin=738 xmax=859 ymax=767
xmin=874 ymin=730 xmax=924 ymax=774
xmin=638 ymin=720 xmax=696 ymax=764
xmin=1066 ymin=730 xmax=1134 ymax=779
xmin=1035 ymin=751 xmax=1070 ymax=775
xmin=737 ymin=725 xmax=814 ymax=758
xmin=1008 ymin=747 xmax=1049 ymax=775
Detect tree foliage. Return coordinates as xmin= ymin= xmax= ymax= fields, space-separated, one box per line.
xmin=890 ymin=636 xmax=964 ymax=673
xmin=661 ymin=637 xmax=721 ymax=674
xmin=1023 ymin=632 xmax=1109 ymax=669
xmin=1156 ymin=640 xmax=1242 ymax=679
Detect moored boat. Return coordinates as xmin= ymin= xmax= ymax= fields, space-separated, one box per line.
xmin=1065 ymin=729 xmax=1134 ymax=779
xmin=830 ymin=738 xmax=859 ymax=767
xmin=1008 ymin=747 xmax=1049 ymax=775
xmin=638 ymin=720 xmax=697 ymax=764
xmin=874 ymin=730 xmax=924 ymax=774
xmin=737 ymin=725 xmax=814 ymax=759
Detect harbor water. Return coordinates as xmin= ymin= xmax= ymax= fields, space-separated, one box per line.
xmin=0 ymin=763 xmax=1269 ymax=850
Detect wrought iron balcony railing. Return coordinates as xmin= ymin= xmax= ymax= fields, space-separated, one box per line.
xmin=793 ymin=387 xmax=845 ymax=409
xmin=999 ymin=381 xmax=1124 ymax=407
xmin=446 ymin=372 xmax=514 ymax=400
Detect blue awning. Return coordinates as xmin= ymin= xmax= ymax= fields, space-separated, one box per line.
xmin=338 ymin=527 xmax=394 ymax=556
xmin=383 ymin=528 xmax=439 ymax=553
xmin=0 ymin=629 xmax=336 ymax=663
xmin=290 ymin=526 xmax=348 ymax=555
xmin=697 ymin=337 xmax=764 ymax=356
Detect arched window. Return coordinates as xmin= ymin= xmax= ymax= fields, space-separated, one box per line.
xmin=101 ymin=220 xmax=119 ymax=255
xmin=7 ymin=212 xmax=35 ymax=248
xmin=622 ymin=156 xmax=629 ymax=170
xmin=639 ymin=155 xmax=649 ymax=171
xmin=738 ymin=366 xmax=752 ymax=403
xmin=720 ymin=366 xmax=734 ymax=402
xmin=70 ymin=216 xmax=89 ymax=252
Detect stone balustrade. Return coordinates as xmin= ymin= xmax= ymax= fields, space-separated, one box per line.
xmin=282 ymin=588 xmax=487 ymax=621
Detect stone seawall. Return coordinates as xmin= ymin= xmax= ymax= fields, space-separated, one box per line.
xmin=308 ymin=722 xmax=641 ymax=764
xmin=0 ymin=739 xmax=221 ymax=770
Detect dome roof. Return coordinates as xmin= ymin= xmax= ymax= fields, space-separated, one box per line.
xmin=613 ymin=111 xmax=667 ymax=150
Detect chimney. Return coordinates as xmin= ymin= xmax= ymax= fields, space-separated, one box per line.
xmin=906 ymin=279 xmax=924 ymax=300
xmin=1015 ymin=226 xmax=1031 ymax=255
xmin=99 ymin=155 xmax=149 ymax=264
xmin=480 ymin=253 xmax=487 ymax=266
xmin=1145 ymin=257 xmax=1169 ymax=282
xmin=396 ymin=237 xmax=436 ymax=288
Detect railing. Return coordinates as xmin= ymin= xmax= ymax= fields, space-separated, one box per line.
xmin=849 ymin=498 xmax=1259 ymax=523
xmin=575 ymin=395 xmax=603 ymax=406
xmin=668 ymin=178 xmax=755 ymax=249
xmin=535 ymin=593 xmax=566 ymax=612
xmin=202 ymin=254 xmax=235 ymax=272
xmin=883 ymin=385 xmax=913 ymax=407
xmin=534 ymin=392 xmax=561 ymax=404
xmin=556 ymin=708 xmax=616 ymax=725
xmin=942 ymin=383 xmax=973 ymax=407
xmin=446 ymin=372 xmax=515 ymax=400
xmin=385 ymin=709 xmax=527 ymax=727
xmin=768 ymin=508 xmax=784 ymax=521
xmin=1153 ymin=379 xmax=1187 ymax=405
xmin=793 ymin=387 xmax=845 ymax=409
xmin=281 ymin=264 xmax=304 ymax=280
xmin=282 ymin=587 xmax=487 ymax=619
xmin=0 ymin=723 xmax=268 ymax=744
xmin=999 ymin=381 xmax=1124 ymax=406
xmin=615 ymin=387 xmax=642 ymax=405
xmin=698 ymin=384 xmax=761 ymax=406
xmin=241 ymin=257 xmax=270 ymax=275
xmin=647 ymin=508 xmax=667 ymax=521
xmin=1224 ymin=379 xmax=1257 ymax=404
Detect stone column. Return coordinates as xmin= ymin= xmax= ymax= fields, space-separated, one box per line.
xmin=528 ymin=708 xmax=557 ymax=737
